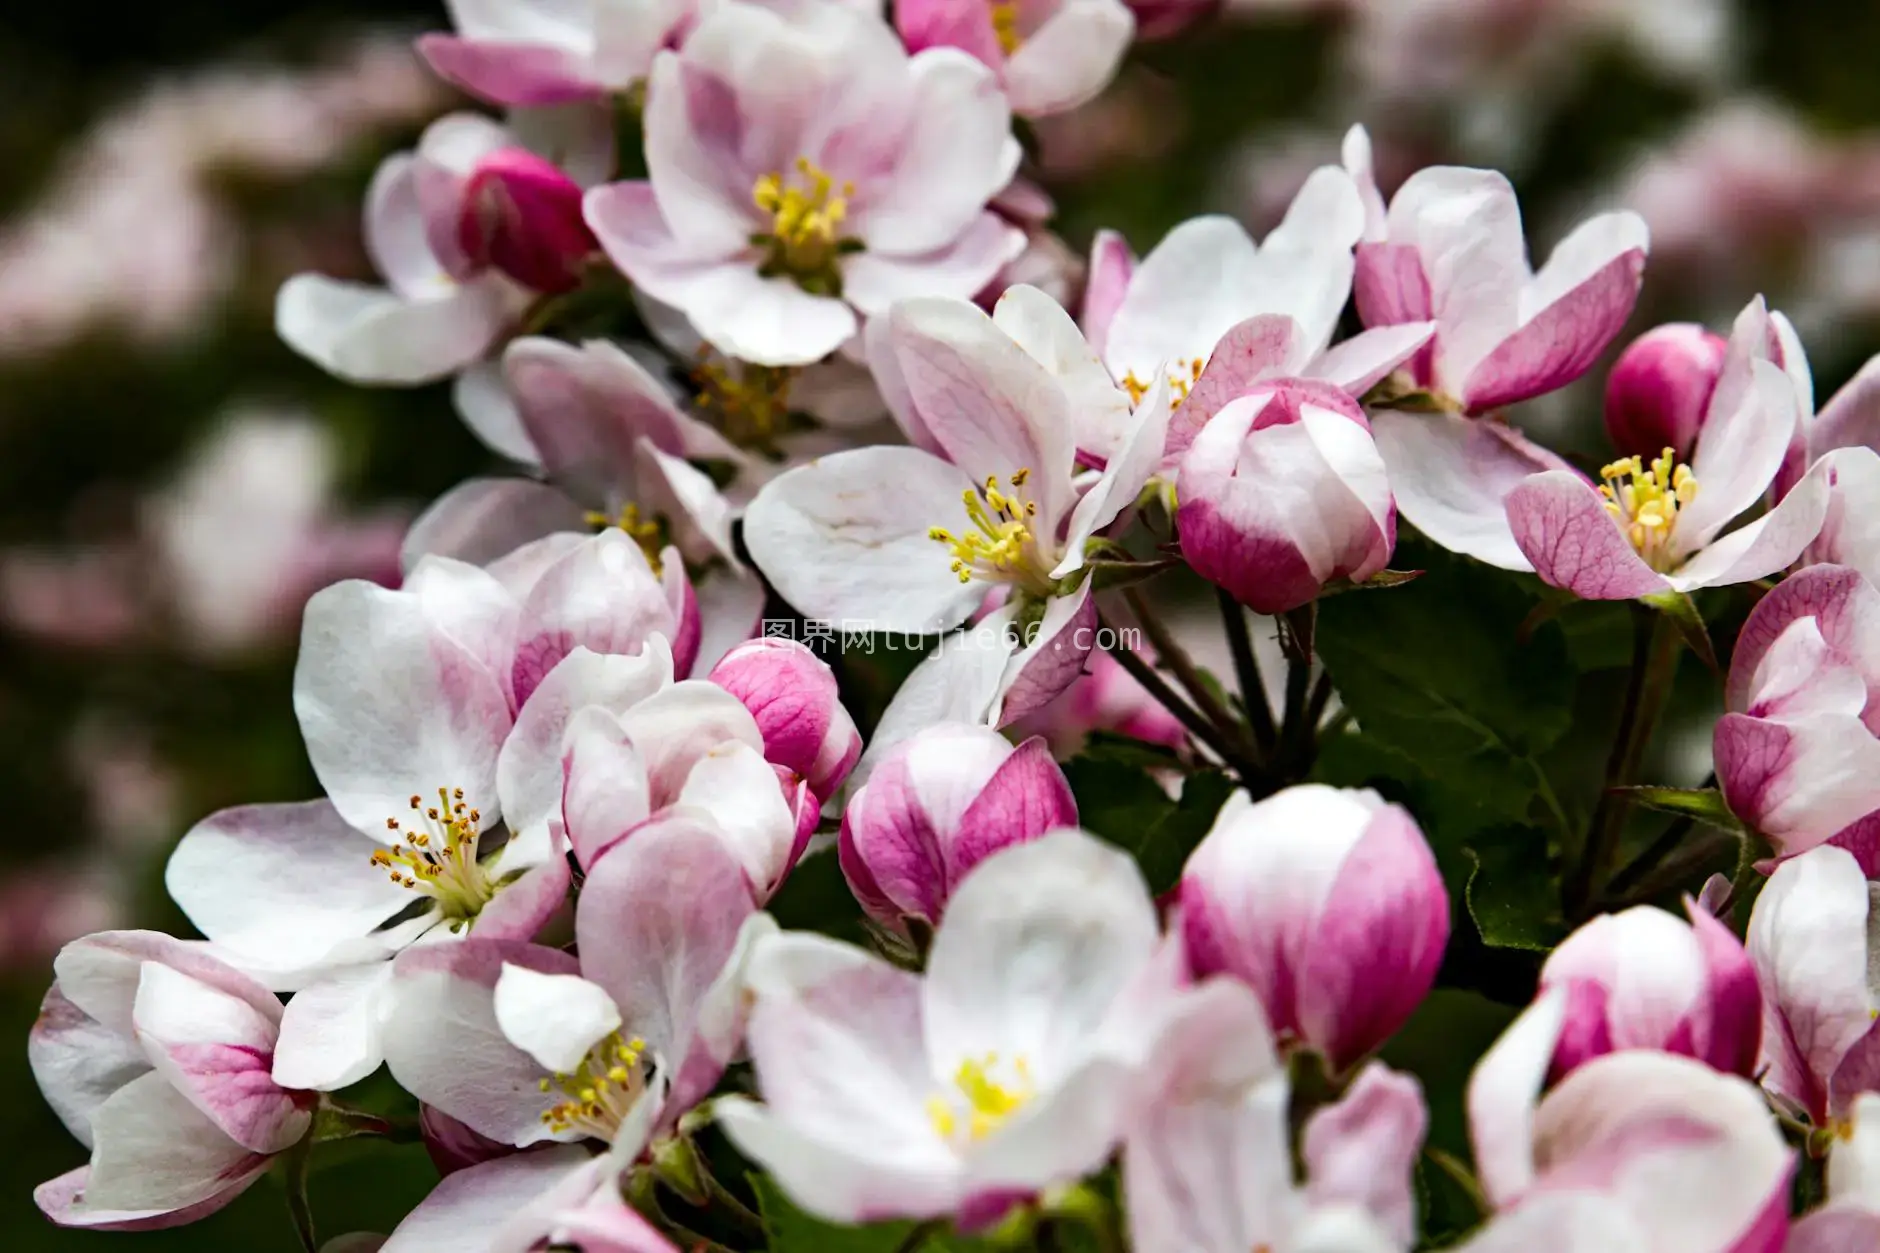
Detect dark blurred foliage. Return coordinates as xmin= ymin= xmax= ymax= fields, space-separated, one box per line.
xmin=4 ymin=0 xmax=1880 ymax=1248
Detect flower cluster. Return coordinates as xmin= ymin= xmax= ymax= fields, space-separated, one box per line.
xmin=32 ymin=3 xmax=1880 ymax=1252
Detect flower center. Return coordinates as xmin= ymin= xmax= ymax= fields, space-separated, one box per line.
xmin=1121 ymin=358 xmax=1205 ymax=408
xmin=926 ymin=1053 xmax=1034 ymax=1142
xmin=990 ymin=0 xmax=1023 ymax=54
xmin=692 ymin=354 xmax=796 ymax=448
xmin=752 ymin=158 xmax=857 ymax=297
xmin=537 ymin=1030 xmax=649 ymax=1142
xmin=928 ymin=470 xmax=1048 ymax=589
xmin=1598 ymin=447 xmax=1699 ymax=572
xmin=585 ymin=503 xmax=668 ymax=574
xmin=369 ymin=787 xmax=497 ymax=925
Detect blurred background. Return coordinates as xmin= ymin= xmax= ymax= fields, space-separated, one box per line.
xmin=3 ymin=0 xmax=1879 ymax=1246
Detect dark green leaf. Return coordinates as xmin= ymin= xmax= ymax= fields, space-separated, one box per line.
xmin=768 ymin=848 xmax=868 ymax=944
xmin=1465 ymin=828 xmax=1567 ymax=952
xmin=750 ymin=1174 xmax=990 ymax=1253
xmin=1064 ymin=743 xmax=1234 ymax=894
xmin=1136 ymin=769 xmax=1235 ymax=894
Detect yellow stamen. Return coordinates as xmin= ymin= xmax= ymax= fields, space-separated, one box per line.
xmin=752 ymin=157 xmax=856 ymax=296
xmin=1121 ymin=357 xmax=1206 ymax=408
xmin=692 ymin=354 xmax=796 ymax=447
xmin=368 ymin=786 xmax=497 ymax=924
xmin=1598 ymin=446 xmax=1700 ymax=572
xmin=538 ymin=1033 xmax=649 ymax=1141
xmin=583 ymin=503 xmax=667 ymax=574
xmin=929 ymin=470 xmax=1044 ymax=588
xmin=926 ymin=1053 xmax=1034 ymax=1142
xmin=989 ymin=0 xmax=1022 ymax=54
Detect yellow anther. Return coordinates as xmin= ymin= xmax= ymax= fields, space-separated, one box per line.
xmin=692 ymin=354 xmax=796 ymax=447
xmin=1120 ymin=357 xmax=1206 ymax=408
xmin=926 ymin=1053 xmax=1034 ymax=1142
xmin=931 ymin=471 xmax=1041 ymax=587
xmin=537 ymin=1029 xmax=650 ymax=1141
xmin=369 ymin=785 xmax=496 ymax=924
xmin=989 ymin=0 xmax=1023 ymax=54
xmin=751 ymin=158 xmax=856 ymax=295
xmin=585 ymin=503 xmax=667 ymax=574
xmin=1599 ymin=446 xmax=1698 ymax=571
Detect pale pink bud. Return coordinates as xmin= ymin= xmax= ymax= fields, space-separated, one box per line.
xmin=1180 ymin=784 xmax=1448 ymax=1071
xmin=457 ymin=148 xmax=597 ymax=295
xmin=1538 ymin=901 xmax=1760 ymax=1082
xmin=709 ymin=638 xmax=862 ymax=799
xmin=1176 ymin=380 xmax=1395 ymax=615
xmin=838 ymin=724 xmax=1076 ymax=934
xmin=420 ymin=1103 xmax=517 ymax=1177
xmin=1603 ymin=323 xmax=1728 ymax=460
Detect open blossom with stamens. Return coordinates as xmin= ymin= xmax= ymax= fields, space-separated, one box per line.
xmin=376 ymin=817 xmax=771 ymax=1250
xmin=1501 ymin=297 xmax=1865 ymax=601
xmin=276 ymin=108 xmax=608 ymax=387
xmin=744 ymin=289 xmax=1168 ymax=635
xmin=31 ymin=933 xmax=314 ymax=1230
xmin=716 ymin=830 xmax=1191 ymax=1226
xmin=584 ymin=0 xmax=1024 ymax=367
xmin=894 ymin=0 xmax=1135 ymax=118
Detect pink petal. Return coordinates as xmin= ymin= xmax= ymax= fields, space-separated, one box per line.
xmin=36 ymin=1162 xmax=265 ymax=1232
xmin=1461 ymin=248 xmax=1647 ymax=413
xmin=417 ymin=35 xmax=603 ymax=107
xmin=1303 ymin=1063 xmax=1427 ymax=1248
xmin=1164 ymin=313 xmax=1306 ymax=459
xmin=403 ymin=479 xmax=587 ymax=573
xmin=1505 ymin=470 xmax=1670 ymax=600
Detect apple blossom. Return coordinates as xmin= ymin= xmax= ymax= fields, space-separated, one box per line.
xmin=716 ymin=829 xmax=1183 ymax=1226
xmin=1714 ymin=564 xmax=1880 ymax=859
xmin=1603 ymin=323 xmax=1729 ymax=460
xmin=1180 ymin=785 xmax=1448 ymax=1071
xmin=1788 ymin=1092 xmax=1880 ymax=1251
xmin=1745 ymin=844 xmax=1880 ymax=1130
xmin=1467 ymin=991 xmax=1793 ymax=1252
xmin=584 ymin=0 xmax=1024 ymax=366
xmin=894 ymin=0 xmax=1135 ymax=118
xmin=1343 ymin=124 xmax=1649 ymax=415
xmin=1536 ymin=900 xmax=1760 ymax=1080
xmin=744 ymin=290 xmax=1167 ymax=634
xmin=1177 ymin=379 xmax=1396 ymax=615
xmin=416 ymin=0 xmax=685 ymax=105
xmin=708 ymin=638 xmax=863 ymax=799
xmin=31 ymin=932 xmax=313 ymax=1229
xmin=838 ymin=723 xmax=1076 ymax=934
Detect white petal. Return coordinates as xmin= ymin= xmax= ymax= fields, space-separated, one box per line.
xmin=493 ymin=965 xmax=622 ymax=1073
xmin=272 ymin=963 xmax=399 ymax=1092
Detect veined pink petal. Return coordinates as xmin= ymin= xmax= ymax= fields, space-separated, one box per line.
xmin=1505 ymin=471 xmax=1669 ymax=600
xmin=417 ymin=34 xmax=602 ymax=106
xmin=1461 ymin=244 xmax=1647 ymax=413
xmin=1371 ymin=410 xmax=1563 ymax=571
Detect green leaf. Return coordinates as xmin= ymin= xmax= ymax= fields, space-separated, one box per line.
xmin=1064 ymin=747 xmax=1234 ymax=895
xmin=1615 ymin=786 xmax=1745 ymax=834
xmin=767 ymin=848 xmax=868 ymax=944
xmin=750 ymin=1174 xmax=990 ymax=1253
xmin=1465 ymin=827 xmax=1567 ymax=952
xmin=1136 ymin=770 xmax=1235 ymax=894
xmin=1315 ymin=546 xmax=1576 ymax=833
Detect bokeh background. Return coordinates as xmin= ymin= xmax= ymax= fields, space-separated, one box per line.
xmin=4 ymin=0 xmax=1880 ymax=1246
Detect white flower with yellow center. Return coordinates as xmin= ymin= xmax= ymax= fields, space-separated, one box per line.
xmin=715 ymin=830 xmax=1190 ymax=1226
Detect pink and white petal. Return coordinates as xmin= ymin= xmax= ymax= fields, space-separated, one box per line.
xmin=1166 ymin=314 xmax=1310 ymax=458
xmin=689 ymin=568 xmax=766 ymax=676
xmin=854 ymin=622 xmax=1013 ymax=785
xmin=895 ymin=0 xmax=1004 ymax=67
xmin=510 ymin=530 xmax=676 ymax=707
xmin=1448 ymin=1193 xmax=1650 ymax=1253
xmin=560 ymin=708 xmax=652 ymax=870
xmin=473 ymin=845 xmax=572 ymax=941
xmin=1341 ymin=125 xmax=1387 ymax=240
xmin=639 ymin=35 xmax=774 ymax=255
xmin=661 ymin=911 xmax=779 ymax=1123
xmin=1466 ymin=988 xmax=1567 ymax=1206
xmin=380 ymin=1146 xmax=594 ymax=1253
xmin=29 ymin=985 xmax=149 ymax=1148
xmin=1829 ymin=1092 xmax=1880 ymax=1203
xmin=383 ymin=941 xmax=580 ymax=1146
xmin=1719 ymin=709 xmax=1880 ymax=859
xmin=273 ymin=962 xmax=398 ymax=1092
xmin=949 ymin=736 xmax=1079 ymax=875
xmin=550 ymin=1181 xmax=681 ymax=1253
xmin=363 ymin=152 xmax=452 ymax=300
xmin=36 ymin=1162 xmax=264 ymax=1232
xmin=1807 ymin=449 xmax=1880 ymax=587
xmin=844 ymin=215 xmax=1027 ymax=317
xmin=276 ymin=275 xmax=511 ymax=387
xmin=54 ymin=932 xmax=281 ymax=1040
xmin=1387 ymin=168 xmax=1525 ymax=391
xmin=1786 ymin=1207 xmax=1880 ymax=1253
xmin=417 ymin=35 xmax=602 ymax=107
xmin=493 ymin=966 xmax=621 ymax=1073
xmin=1002 ymin=0 xmax=1134 ymax=118
xmin=402 ymin=479 xmax=586 ymax=574
xmin=164 ymin=801 xmax=411 ymax=989
xmin=295 ymin=578 xmax=513 ymax=834
xmin=1746 ymin=847 xmax=1876 ymax=1123
xmin=80 ymin=1072 xmax=279 ymax=1215
xmin=1726 ymin=563 xmax=1880 ymax=716
xmin=1685 ymin=901 xmax=1763 ymax=1078
xmin=993 ymin=583 xmax=1098 ymax=727
xmin=965 ymin=1053 xmax=1139 ymax=1194
xmin=1303 ymin=1063 xmax=1427 ymax=1248
xmin=992 ymin=284 xmax=1133 ymax=468
xmin=714 ymin=1097 xmax=961 ymax=1224
xmin=1264 ymin=163 xmax=1369 ymax=259
xmin=1104 ymin=216 xmax=1264 ymax=384
xmin=1679 ymin=359 xmax=1803 ymax=553
xmin=1810 ymin=354 xmax=1880 ymax=459
xmin=575 ymin=813 xmax=757 ymax=1060
xmin=488 ymin=532 xmax=589 ymax=601
xmin=1505 ymin=471 xmax=1670 ymax=601
xmin=924 ymin=830 xmax=1157 ymax=1082
xmin=453 ymin=361 xmax=541 ymax=466
xmin=498 ymin=643 xmax=675 ymax=860
xmin=856 ymin=49 xmax=1018 ymax=252
xmin=636 ymin=443 xmax=740 ymax=570
xmin=1371 ymin=411 xmax=1561 ymax=570
xmin=1670 ymin=452 xmax=1835 ymax=592
xmin=131 ymin=963 xmax=303 ymax=1154
xmin=742 ymin=445 xmax=984 ymax=634
xmin=674 ymin=742 xmax=798 ymax=893
xmin=615 ymin=679 xmax=764 ymax=805
xmin=865 ymin=311 xmax=944 ymax=456
xmin=1306 ymin=322 xmax=1438 ymax=397
xmin=1056 ymin=374 xmax=1172 ymax=576
xmin=1081 ymin=230 xmax=1134 ymax=360
xmin=1462 ymin=251 xmax=1648 ymax=413
xmin=1353 ymin=243 xmax=1433 ymax=335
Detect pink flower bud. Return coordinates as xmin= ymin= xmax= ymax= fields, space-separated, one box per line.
xmin=1124 ymin=0 xmax=1219 ymax=40
xmin=709 ymin=638 xmax=862 ymax=799
xmin=1176 ymin=381 xmax=1395 ymax=615
xmin=457 ymin=148 xmax=597 ymax=295
xmin=838 ymin=724 xmax=1076 ymax=934
xmin=1538 ymin=901 xmax=1760 ymax=1082
xmin=419 ymin=1103 xmax=517 ymax=1177
xmin=1180 ymin=784 xmax=1448 ymax=1071
xmin=1603 ymin=323 xmax=1728 ymax=460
